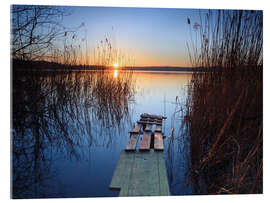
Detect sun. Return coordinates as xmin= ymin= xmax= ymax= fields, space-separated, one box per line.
xmin=113 ymin=63 xmax=119 ymax=68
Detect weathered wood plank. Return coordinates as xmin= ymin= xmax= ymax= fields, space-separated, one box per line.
xmin=111 ymin=150 xmax=170 ymax=196
xmin=140 ymin=132 xmax=151 ymax=151
xmin=154 ymin=132 xmax=164 ymax=151
xmin=137 ymin=120 xmax=162 ymax=125
xmin=120 ymin=150 xmax=160 ymax=196
xmin=141 ymin=113 xmax=167 ymax=120
xmin=129 ymin=124 xmax=141 ymax=133
xmin=110 ymin=151 xmax=135 ymax=189
xmin=125 ymin=134 xmax=140 ymax=151
xmin=140 ymin=118 xmax=149 ymax=121
xmin=157 ymin=152 xmax=170 ymax=195
xmin=155 ymin=125 xmax=162 ymax=132
xmin=145 ymin=124 xmax=152 ymax=132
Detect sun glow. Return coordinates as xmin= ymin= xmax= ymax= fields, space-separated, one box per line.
xmin=113 ymin=63 xmax=119 ymax=68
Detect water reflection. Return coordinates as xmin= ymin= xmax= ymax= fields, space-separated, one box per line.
xmin=113 ymin=69 xmax=118 ymax=79
xmin=130 ymin=71 xmax=193 ymax=195
xmin=12 ymin=70 xmax=135 ymax=198
xmin=12 ymin=70 xmax=193 ymax=198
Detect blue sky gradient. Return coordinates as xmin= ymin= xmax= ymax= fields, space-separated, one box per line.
xmin=60 ymin=6 xmax=207 ymax=67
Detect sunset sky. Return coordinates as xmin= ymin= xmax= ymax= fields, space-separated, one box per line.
xmin=61 ymin=6 xmax=207 ymax=67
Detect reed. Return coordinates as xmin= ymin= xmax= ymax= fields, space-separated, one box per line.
xmin=184 ymin=10 xmax=263 ymax=194
xmin=39 ymin=28 xmax=135 ymax=68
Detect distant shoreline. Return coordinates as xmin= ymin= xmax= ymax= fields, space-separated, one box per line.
xmin=12 ymin=60 xmax=198 ymax=72
xmin=123 ymin=66 xmax=196 ymax=72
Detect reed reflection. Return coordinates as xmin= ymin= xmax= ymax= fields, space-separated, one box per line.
xmin=12 ymin=69 xmax=135 ymax=198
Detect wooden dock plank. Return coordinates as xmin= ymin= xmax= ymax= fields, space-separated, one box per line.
xmin=109 ymin=151 xmax=135 ymax=189
xmin=155 ymin=125 xmax=162 ymax=132
xmin=120 ymin=150 xmax=160 ymax=196
xmin=137 ymin=120 xmax=162 ymax=125
xmin=145 ymin=124 xmax=152 ymax=132
xmin=154 ymin=132 xmax=164 ymax=151
xmin=109 ymin=113 xmax=170 ymax=196
xmin=157 ymin=152 xmax=170 ymax=195
xmin=140 ymin=113 xmax=167 ymax=120
xmin=129 ymin=124 xmax=141 ymax=133
xmin=125 ymin=134 xmax=140 ymax=151
xmin=140 ymin=132 xmax=151 ymax=151
xmin=110 ymin=150 xmax=170 ymax=196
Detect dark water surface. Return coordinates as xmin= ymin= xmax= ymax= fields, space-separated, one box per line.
xmin=12 ymin=69 xmax=192 ymax=198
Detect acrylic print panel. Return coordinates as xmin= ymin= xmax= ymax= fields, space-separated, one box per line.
xmin=11 ymin=3 xmax=262 ymax=199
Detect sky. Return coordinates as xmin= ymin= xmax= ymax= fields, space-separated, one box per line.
xmin=60 ymin=6 xmax=206 ymax=67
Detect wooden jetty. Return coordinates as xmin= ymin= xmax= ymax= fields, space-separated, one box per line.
xmin=109 ymin=113 xmax=170 ymax=196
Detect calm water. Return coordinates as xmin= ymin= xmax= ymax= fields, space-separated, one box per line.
xmin=12 ymin=70 xmax=192 ymax=198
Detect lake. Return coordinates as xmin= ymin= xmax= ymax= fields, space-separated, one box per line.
xmin=12 ymin=69 xmax=192 ymax=198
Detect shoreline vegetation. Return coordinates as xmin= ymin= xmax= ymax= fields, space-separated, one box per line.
xmin=183 ymin=10 xmax=262 ymax=194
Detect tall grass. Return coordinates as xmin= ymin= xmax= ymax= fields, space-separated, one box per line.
xmin=184 ymin=10 xmax=262 ymax=194
xmin=42 ymin=31 xmax=135 ymax=68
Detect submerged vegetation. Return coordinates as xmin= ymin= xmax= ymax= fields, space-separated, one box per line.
xmin=184 ymin=10 xmax=263 ymax=194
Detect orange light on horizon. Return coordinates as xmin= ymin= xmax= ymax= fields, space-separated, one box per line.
xmin=113 ymin=63 xmax=119 ymax=68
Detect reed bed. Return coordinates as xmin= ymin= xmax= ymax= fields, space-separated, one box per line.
xmin=40 ymin=32 xmax=135 ymax=68
xmin=184 ymin=10 xmax=263 ymax=194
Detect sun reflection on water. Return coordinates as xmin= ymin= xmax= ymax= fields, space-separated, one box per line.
xmin=113 ymin=69 xmax=118 ymax=78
